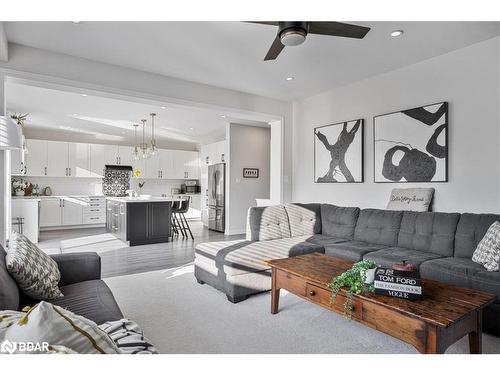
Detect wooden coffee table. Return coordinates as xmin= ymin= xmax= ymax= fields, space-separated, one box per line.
xmin=266 ymin=253 xmax=496 ymax=354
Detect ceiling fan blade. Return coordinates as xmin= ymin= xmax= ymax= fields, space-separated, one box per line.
xmin=308 ymin=22 xmax=370 ymax=39
xmin=248 ymin=21 xmax=280 ymax=26
xmin=264 ymin=35 xmax=285 ymax=61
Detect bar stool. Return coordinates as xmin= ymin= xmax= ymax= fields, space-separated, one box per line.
xmin=12 ymin=217 xmax=24 ymax=234
xmin=173 ymin=196 xmax=194 ymax=240
xmin=171 ymin=200 xmax=182 ymax=238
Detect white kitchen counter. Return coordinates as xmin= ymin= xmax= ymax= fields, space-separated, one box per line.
xmin=11 ymin=199 xmax=40 ymax=243
xmin=106 ymin=196 xmax=183 ymax=203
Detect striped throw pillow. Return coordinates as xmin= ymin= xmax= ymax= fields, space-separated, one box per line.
xmin=99 ymin=319 xmax=158 ymax=354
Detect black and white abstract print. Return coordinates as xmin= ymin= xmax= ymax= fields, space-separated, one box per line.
xmin=314 ymin=119 xmax=363 ymax=183
xmin=374 ymin=102 xmax=448 ymax=183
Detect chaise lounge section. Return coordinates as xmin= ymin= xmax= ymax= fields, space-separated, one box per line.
xmin=194 ymin=203 xmax=500 ymax=335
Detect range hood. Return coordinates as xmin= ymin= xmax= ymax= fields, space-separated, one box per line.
xmin=105 ymin=165 xmax=133 ymax=171
xmin=0 ymin=116 xmax=22 ymax=150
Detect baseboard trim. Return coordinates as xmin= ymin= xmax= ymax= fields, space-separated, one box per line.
xmin=224 ymin=228 xmax=246 ymax=236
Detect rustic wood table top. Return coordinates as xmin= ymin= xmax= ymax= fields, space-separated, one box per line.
xmin=266 ymin=252 xmax=496 ymax=328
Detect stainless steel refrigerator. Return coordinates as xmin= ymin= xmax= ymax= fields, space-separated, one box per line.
xmin=208 ymin=163 xmax=225 ymax=232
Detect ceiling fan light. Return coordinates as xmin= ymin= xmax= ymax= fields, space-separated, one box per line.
xmin=280 ymin=28 xmax=306 ymax=46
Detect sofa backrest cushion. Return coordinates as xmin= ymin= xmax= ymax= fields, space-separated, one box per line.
xmin=284 ymin=203 xmax=322 ymax=237
xmin=455 ymin=213 xmax=500 ymax=258
xmin=246 ymin=205 xmax=291 ymax=241
xmin=320 ymin=204 xmax=360 ymax=240
xmin=0 ymin=245 xmax=20 ymax=310
xmin=397 ymin=211 xmax=460 ymax=256
xmin=354 ymin=209 xmax=403 ymax=246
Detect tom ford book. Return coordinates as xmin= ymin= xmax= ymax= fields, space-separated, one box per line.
xmin=374 ymin=267 xmax=422 ymax=300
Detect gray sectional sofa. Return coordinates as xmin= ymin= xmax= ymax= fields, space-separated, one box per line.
xmin=194 ymin=203 xmax=500 ymax=335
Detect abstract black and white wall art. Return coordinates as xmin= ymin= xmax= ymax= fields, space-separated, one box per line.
xmin=314 ymin=119 xmax=364 ymax=183
xmin=373 ymin=102 xmax=448 ymax=183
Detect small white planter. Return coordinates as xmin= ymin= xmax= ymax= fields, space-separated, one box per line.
xmin=365 ymin=268 xmax=376 ymax=284
xmin=15 ymin=190 xmax=25 ymax=196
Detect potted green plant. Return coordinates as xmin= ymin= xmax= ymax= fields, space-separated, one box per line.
xmin=327 ymin=260 xmax=378 ymax=319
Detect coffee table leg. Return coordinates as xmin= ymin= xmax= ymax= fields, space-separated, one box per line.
xmin=469 ymin=311 xmax=483 ymax=354
xmin=271 ymin=268 xmax=280 ymax=314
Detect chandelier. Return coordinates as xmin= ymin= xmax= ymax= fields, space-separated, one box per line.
xmin=131 ymin=113 xmax=159 ymax=160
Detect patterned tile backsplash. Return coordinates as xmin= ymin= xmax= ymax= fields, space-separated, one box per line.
xmin=102 ymin=167 xmax=131 ymax=196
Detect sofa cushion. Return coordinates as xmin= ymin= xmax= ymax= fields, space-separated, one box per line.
xmin=245 ymin=205 xmax=291 ymax=241
xmin=363 ymin=247 xmax=443 ymax=268
xmin=20 ymin=280 xmax=125 ymax=325
xmin=195 ymin=236 xmax=324 ymax=277
xmin=397 ymin=211 xmax=460 ymax=256
xmin=354 ymin=209 xmax=403 ymax=246
xmin=324 ymin=241 xmax=389 ymax=262
xmin=284 ymin=203 xmax=322 ymax=237
xmin=0 ymin=246 xmax=19 ymax=311
xmin=305 ymin=234 xmax=349 ymax=247
xmin=455 ymin=213 xmax=500 ymax=258
xmin=420 ymin=257 xmax=500 ymax=298
xmin=320 ymin=204 xmax=360 ymax=239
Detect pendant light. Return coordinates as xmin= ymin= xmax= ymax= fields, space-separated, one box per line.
xmin=140 ymin=119 xmax=149 ymax=159
xmin=131 ymin=123 xmax=140 ymax=161
xmin=149 ymin=112 xmax=158 ymax=157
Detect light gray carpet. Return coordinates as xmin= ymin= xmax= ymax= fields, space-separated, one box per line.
xmin=105 ymin=264 xmax=500 ymax=354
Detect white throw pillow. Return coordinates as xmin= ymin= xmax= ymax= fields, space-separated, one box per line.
xmin=386 ymin=188 xmax=434 ymax=212
xmin=472 ymin=221 xmax=500 ymax=271
xmin=6 ymin=232 xmax=63 ymax=300
xmin=1 ymin=302 xmax=120 ymax=354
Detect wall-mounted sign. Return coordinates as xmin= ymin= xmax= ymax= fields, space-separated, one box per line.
xmin=243 ymin=168 xmax=259 ymax=178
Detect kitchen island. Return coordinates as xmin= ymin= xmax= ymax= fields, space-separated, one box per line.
xmin=106 ymin=197 xmax=178 ymax=246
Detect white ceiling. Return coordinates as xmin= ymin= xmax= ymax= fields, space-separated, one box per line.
xmin=6 ymin=82 xmax=270 ymax=148
xmin=5 ymin=21 xmax=500 ymax=100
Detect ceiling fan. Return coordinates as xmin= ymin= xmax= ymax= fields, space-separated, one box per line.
xmin=251 ymin=21 xmax=370 ymax=61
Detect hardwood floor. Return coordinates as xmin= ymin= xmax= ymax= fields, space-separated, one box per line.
xmin=38 ymin=221 xmax=244 ymax=278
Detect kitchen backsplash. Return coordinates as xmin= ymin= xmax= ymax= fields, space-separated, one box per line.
xmin=13 ymin=176 xmax=185 ymax=196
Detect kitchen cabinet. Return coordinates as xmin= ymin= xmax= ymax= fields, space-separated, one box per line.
xmin=40 ymin=198 xmax=62 ymax=227
xmin=61 ymin=198 xmax=84 ymax=226
xmin=68 ymin=143 xmax=90 ymax=177
xmin=25 ymin=139 xmax=47 ymax=176
xmin=215 ymin=141 xmax=228 ymax=164
xmin=23 ymin=138 xmax=200 ymax=180
xmin=10 ymin=148 xmax=25 ymax=176
xmin=89 ymin=143 xmax=106 ymax=177
xmin=170 ymin=150 xmax=199 ymax=179
xmin=47 ymin=141 xmax=69 ymax=177
xmin=108 ymin=199 xmax=172 ymax=246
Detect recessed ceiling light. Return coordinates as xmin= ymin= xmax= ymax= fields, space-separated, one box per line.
xmin=81 ymin=94 xmax=87 ymax=97
xmin=285 ymin=77 xmax=294 ymax=81
xmin=161 ymin=106 xmax=166 ymax=109
xmin=391 ymin=30 xmax=404 ymax=37
xmin=221 ymin=115 xmax=226 ymax=118
xmin=189 ymin=127 xmax=194 ymax=130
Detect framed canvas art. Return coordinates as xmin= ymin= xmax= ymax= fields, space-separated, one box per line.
xmin=314 ymin=119 xmax=364 ymax=183
xmin=373 ymin=102 xmax=448 ymax=183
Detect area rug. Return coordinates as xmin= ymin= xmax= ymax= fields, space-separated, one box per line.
xmin=104 ymin=264 xmax=500 ymax=354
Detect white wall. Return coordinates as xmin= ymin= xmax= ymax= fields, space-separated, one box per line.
xmin=292 ymin=37 xmax=500 ymax=214
xmin=227 ymin=124 xmax=270 ymax=234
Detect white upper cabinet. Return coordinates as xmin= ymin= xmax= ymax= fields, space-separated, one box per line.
xmin=47 ymin=141 xmax=70 ymax=177
xmin=215 ymin=140 xmax=228 ymax=164
xmin=89 ymin=144 xmax=106 ymax=178
xmin=23 ymin=139 xmax=200 ymax=180
xmin=68 ymin=143 xmax=90 ymax=177
xmin=25 ymin=139 xmax=47 ymax=176
xmin=169 ymin=150 xmax=199 ymax=179
xmin=10 ymin=148 xmax=25 ymax=176
xmin=104 ymin=145 xmax=120 ymax=166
